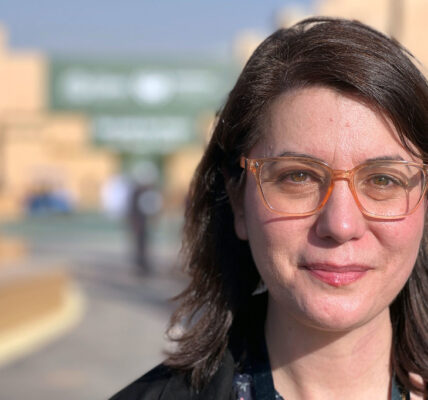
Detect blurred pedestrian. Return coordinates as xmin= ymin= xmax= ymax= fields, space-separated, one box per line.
xmin=127 ymin=161 xmax=163 ymax=275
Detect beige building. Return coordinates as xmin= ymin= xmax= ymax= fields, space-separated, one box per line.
xmin=0 ymin=26 xmax=112 ymax=359
xmin=238 ymin=0 xmax=428 ymax=74
xmin=0 ymin=26 xmax=117 ymax=220
xmin=317 ymin=0 xmax=428 ymax=71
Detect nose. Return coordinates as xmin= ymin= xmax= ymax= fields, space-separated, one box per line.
xmin=315 ymin=181 xmax=367 ymax=244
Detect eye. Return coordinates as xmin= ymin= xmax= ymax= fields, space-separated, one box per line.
xmin=274 ymin=170 xmax=327 ymax=187
xmin=369 ymin=174 xmax=403 ymax=188
xmin=261 ymin=161 xmax=328 ymax=187
xmin=372 ymin=175 xmax=393 ymax=186
xmin=275 ymin=170 xmax=319 ymax=184
xmin=284 ymin=171 xmax=310 ymax=183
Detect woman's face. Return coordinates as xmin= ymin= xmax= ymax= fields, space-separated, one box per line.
xmin=234 ymin=86 xmax=426 ymax=332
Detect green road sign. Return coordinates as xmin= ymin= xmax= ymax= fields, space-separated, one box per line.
xmin=49 ymin=59 xmax=238 ymax=153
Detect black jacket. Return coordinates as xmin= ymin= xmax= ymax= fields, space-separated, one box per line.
xmin=108 ymin=343 xmax=409 ymax=400
xmin=109 ymin=350 xmax=235 ymax=400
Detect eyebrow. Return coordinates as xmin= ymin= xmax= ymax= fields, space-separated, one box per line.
xmin=365 ymin=155 xmax=405 ymax=162
xmin=277 ymin=151 xmax=325 ymax=163
xmin=277 ymin=151 xmax=406 ymax=163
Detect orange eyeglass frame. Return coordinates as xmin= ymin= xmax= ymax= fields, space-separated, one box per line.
xmin=240 ymin=156 xmax=428 ymax=220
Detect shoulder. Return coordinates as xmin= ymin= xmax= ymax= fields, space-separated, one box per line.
xmin=109 ymin=350 xmax=236 ymax=400
xmin=108 ymin=364 xmax=178 ymax=400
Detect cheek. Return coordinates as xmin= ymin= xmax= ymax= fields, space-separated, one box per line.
xmin=243 ymin=187 xmax=311 ymax=281
xmin=242 ymin=183 xmax=280 ymax=271
xmin=373 ymin=209 xmax=425 ymax=278
xmin=382 ymin=214 xmax=423 ymax=250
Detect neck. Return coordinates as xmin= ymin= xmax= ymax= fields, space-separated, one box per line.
xmin=265 ymin=299 xmax=393 ymax=400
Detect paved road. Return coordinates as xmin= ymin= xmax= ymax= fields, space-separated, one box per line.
xmin=0 ymin=213 xmax=187 ymax=400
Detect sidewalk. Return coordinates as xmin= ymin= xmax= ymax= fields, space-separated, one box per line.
xmin=0 ymin=213 xmax=186 ymax=400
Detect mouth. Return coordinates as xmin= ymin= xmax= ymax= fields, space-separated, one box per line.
xmin=301 ymin=263 xmax=373 ymax=287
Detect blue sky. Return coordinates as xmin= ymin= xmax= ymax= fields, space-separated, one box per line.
xmin=0 ymin=0 xmax=313 ymax=57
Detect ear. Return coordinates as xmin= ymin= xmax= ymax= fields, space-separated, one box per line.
xmin=228 ymin=185 xmax=248 ymax=241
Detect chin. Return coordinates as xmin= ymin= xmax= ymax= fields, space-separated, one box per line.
xmin=301 ymin=311 xmax=376 ymax=333
xmin=271 ymin=289 xmax=389 ymax=334
xmin=304 ymin=299 xmax=390 ymax=334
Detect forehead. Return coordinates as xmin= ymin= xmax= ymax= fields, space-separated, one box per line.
xmin=254 ymin=87 xmax=415 ymax=164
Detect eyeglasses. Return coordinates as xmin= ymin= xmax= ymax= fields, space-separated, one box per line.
xmin=240 ymin=156 xmax=428 ymax=219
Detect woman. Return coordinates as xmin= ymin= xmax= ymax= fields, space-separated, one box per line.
xmin=111 ymin=17 xmax=428 ymax=399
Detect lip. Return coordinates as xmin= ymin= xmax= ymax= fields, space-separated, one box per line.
xmin=301 ymin=263 xmax=373 ymax=287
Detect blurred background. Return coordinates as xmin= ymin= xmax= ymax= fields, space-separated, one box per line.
xmin=0 ymin=1 xmax=427 ymax=399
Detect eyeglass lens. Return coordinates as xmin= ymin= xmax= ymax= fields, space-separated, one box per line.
xmin=259 ymin=159 xmax=425 ymax=217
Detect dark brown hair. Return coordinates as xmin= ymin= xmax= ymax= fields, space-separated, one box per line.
xmin=165 ymin=17 xmax=428 ymax=395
